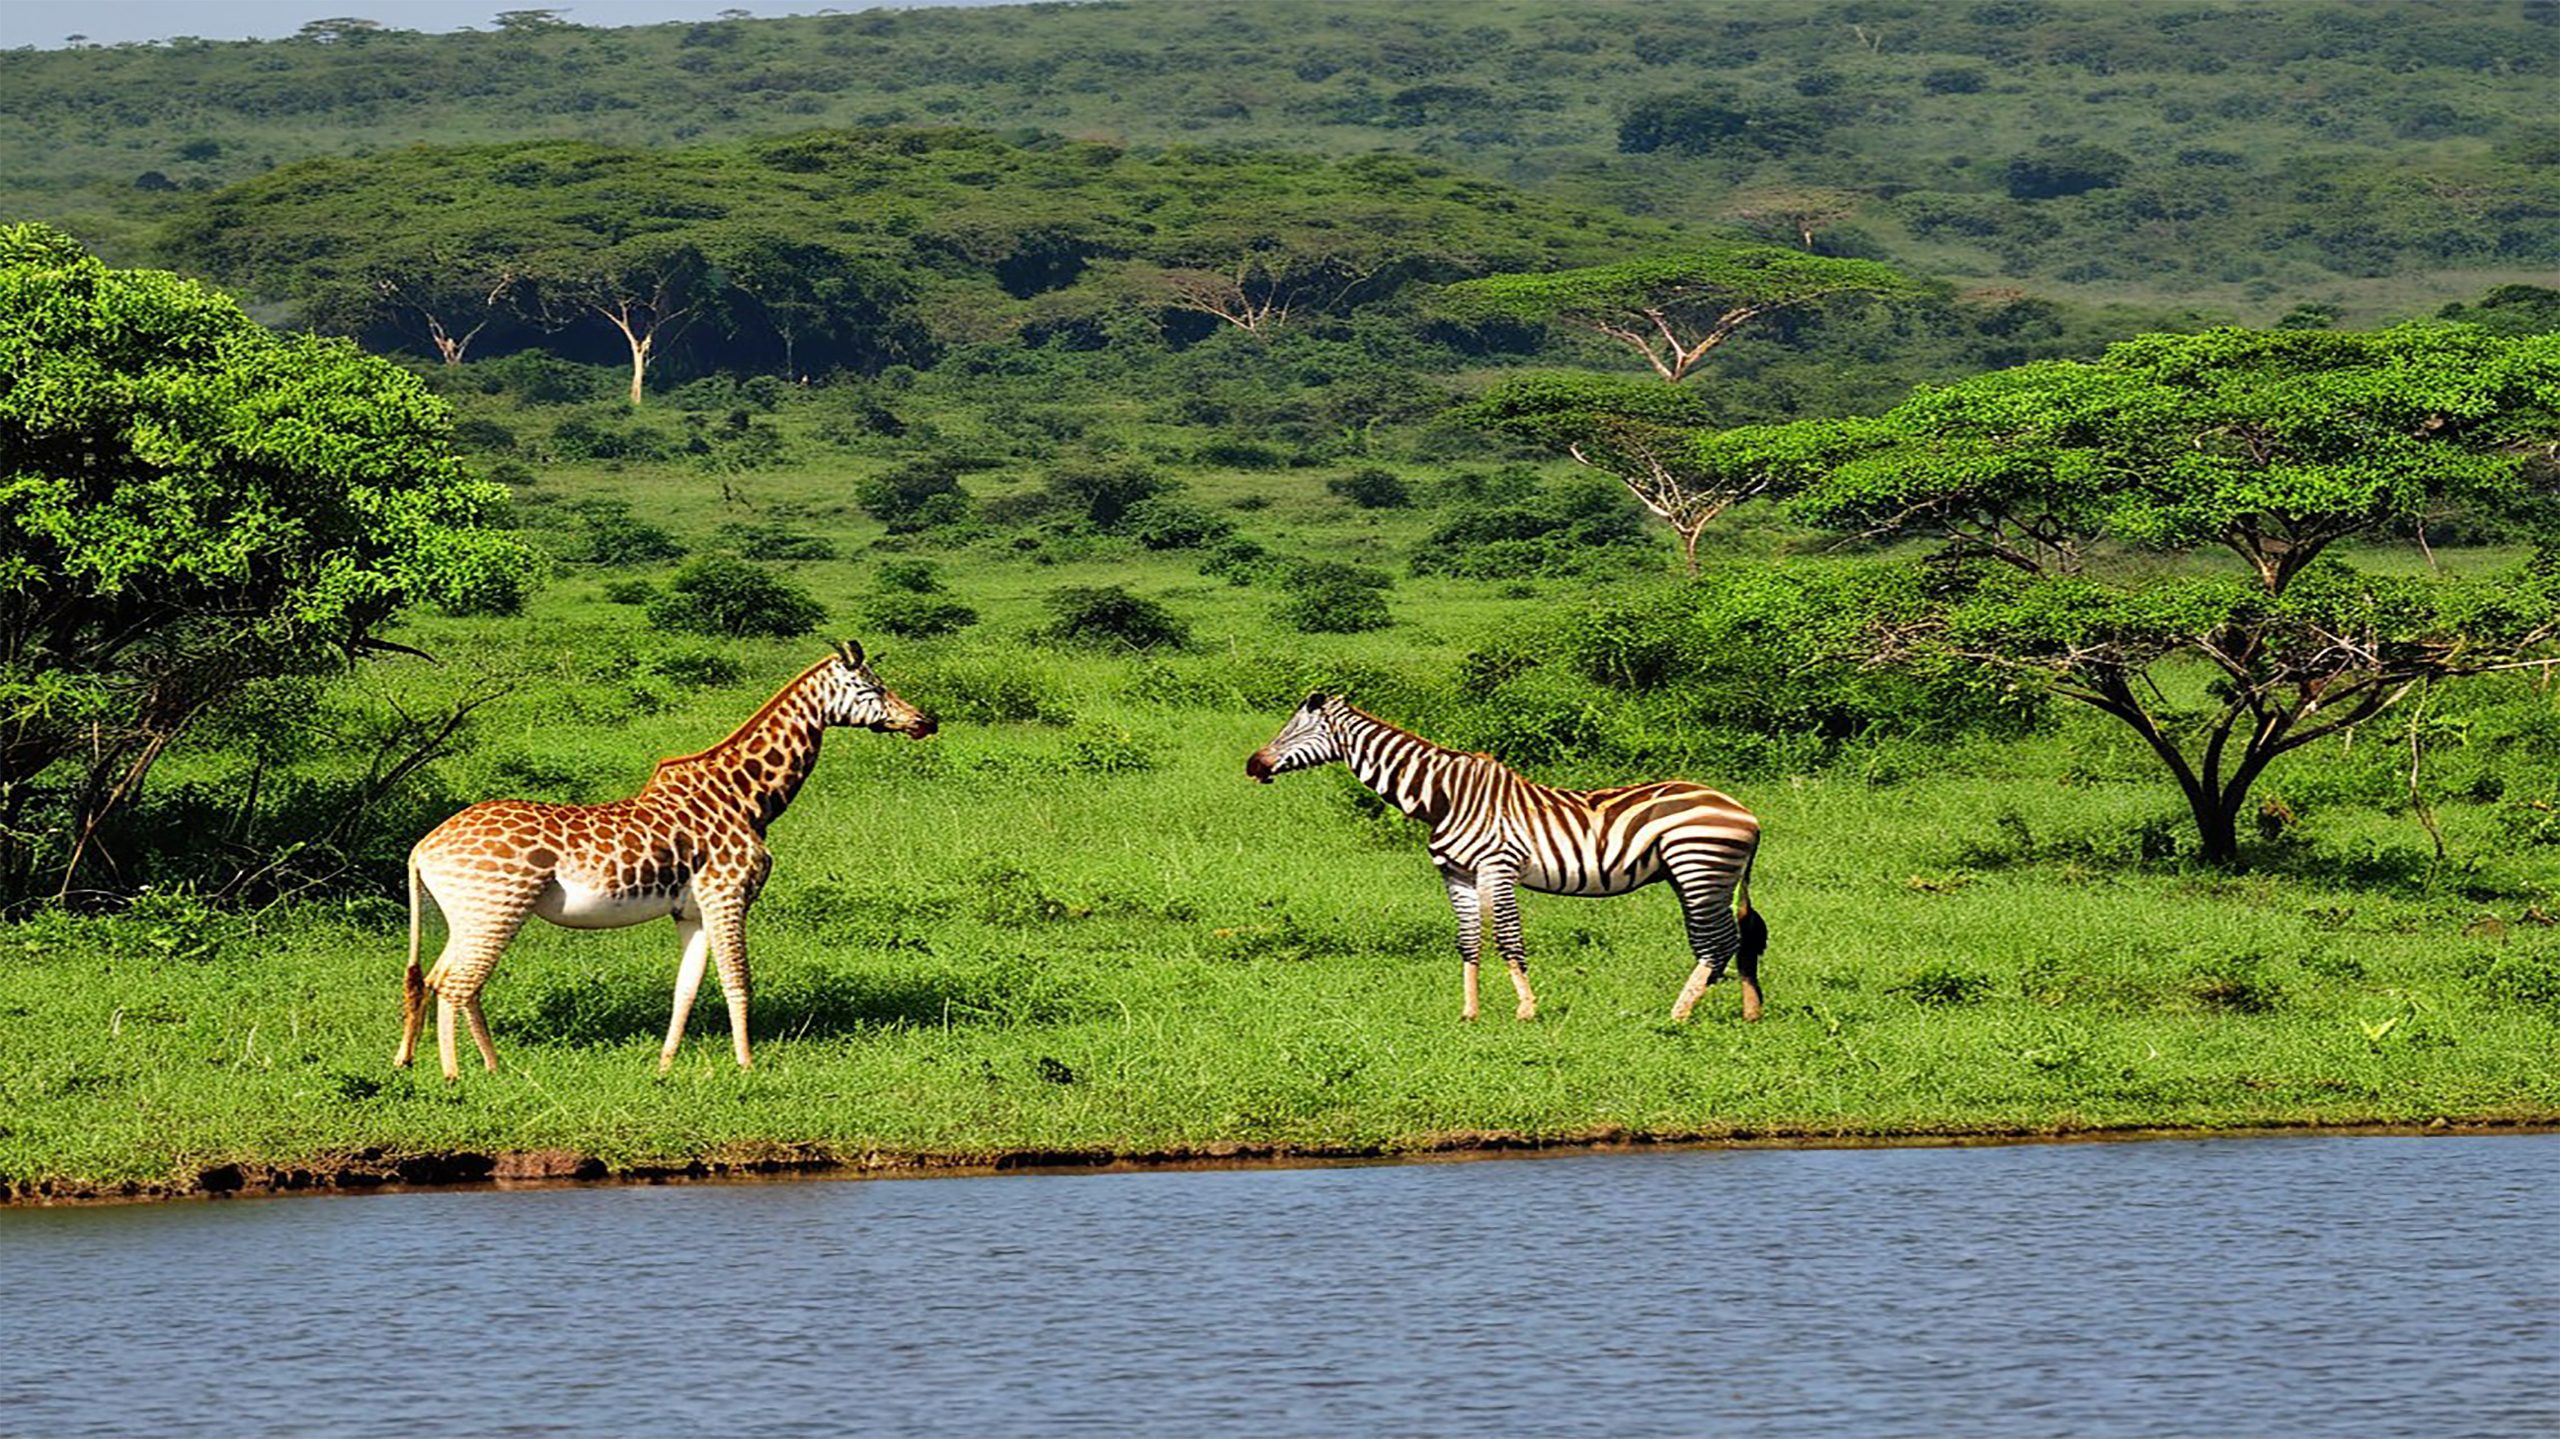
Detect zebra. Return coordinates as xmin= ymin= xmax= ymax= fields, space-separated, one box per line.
xmin=1247 ymin=693 xmax=1765 ymax=1024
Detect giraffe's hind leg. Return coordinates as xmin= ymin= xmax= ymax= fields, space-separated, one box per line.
xmin=413 ymin=868 xmax=541 ymax=1081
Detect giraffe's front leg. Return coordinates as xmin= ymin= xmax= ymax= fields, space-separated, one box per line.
xmin=700 ymin=894 xmax=756 ymax=1070
xmin=660 ymin=913 xmax=711 ymax=1072
xmin=1478 ymin=860 xmax=1536 ymax=1021
xmin=1440 ymin=864 xmax=1483 ymax=1022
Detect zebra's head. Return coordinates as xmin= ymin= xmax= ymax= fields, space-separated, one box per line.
xmin=1246 ymin=692 xmax=1340 ymax=783
xmin=818 ymin=639 xmax=937 ymax=738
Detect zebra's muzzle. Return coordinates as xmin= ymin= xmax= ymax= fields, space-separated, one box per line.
xmin=1245 ymin=750 xmax=1276 ymax=783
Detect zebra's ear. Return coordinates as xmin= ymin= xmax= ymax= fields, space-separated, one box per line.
xmin=835 ymin=639 xmax=868 ymax=669
xmin=1300 ymin=691 xmax=1331 ymax=711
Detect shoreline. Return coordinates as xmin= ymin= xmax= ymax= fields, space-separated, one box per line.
xmin=9 ymin=1116 xmax=2555 ymax=1209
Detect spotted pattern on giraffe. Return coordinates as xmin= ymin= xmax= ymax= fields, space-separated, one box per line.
xmin=398 ymin=641 xmax=935 ymax=1081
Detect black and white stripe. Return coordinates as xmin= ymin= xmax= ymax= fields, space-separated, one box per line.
xmin=1249 ymin=693 xmax=1767 ymax=1022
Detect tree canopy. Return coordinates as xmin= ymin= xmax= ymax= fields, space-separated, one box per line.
xmin=0 ymin=223 xmax=531 ymax=897
xmin=1443 ymin=249 xmax=1935 ymax=383
xmin=1762 ymin=323 xmax=2560 ymax=866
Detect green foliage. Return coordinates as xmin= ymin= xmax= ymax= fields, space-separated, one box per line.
xmin=856 ymin=458 xmax=977 ymax=534
xmin=1275 ymin=561 xmax=1396 ymax=635
xmin=0 ymin=224 xmax=532 ymax=896
xmin=569 ymin=501 xmax=687 ymax=567
xmin=1325 ymin=466 xmax=1414 ymax=509
xmin=643 ymin=556 xmax=827 ymax=639
xmin=857 ymin=559 xmax=979 ymax=639
xmin=1040 ymin=585 xmax=1189 ymax=651
xmin=1771 ymin=323 xmax=2560 ymax=865
xmin=1410 ymin=475 xmax=1657 ymax=578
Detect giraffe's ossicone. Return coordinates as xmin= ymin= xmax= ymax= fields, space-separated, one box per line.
xmin=399 ymin=640 xmax=935 ymax=1081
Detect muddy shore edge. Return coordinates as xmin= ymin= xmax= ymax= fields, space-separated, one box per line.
xmin=9 ymin=1117 xmax=2555 ymax=1207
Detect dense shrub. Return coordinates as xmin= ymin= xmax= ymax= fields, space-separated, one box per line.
xmin=1326 ymin=466 xmax=1413 ymax=509
xmin=714 ymin=521 xmax=837 ymax=560
xmin=1040 ymin=585 xmax=1189 ymax=650
xmin=856 ymin=458 xmax=975 ymax=533
xmin=651 ymin=649 xmax=746 ymax=689
xmin=550 ymin=408 xmax=676 ymax=461
xmin=1044 ymin=460 xmax=1171 ymax=529
xmin=1275 ymin=561 xmax=1395 ymax=634
xmin=644 ymin=556 xmax=827 ymax=638
xmin=2004 ymin=144 xmax=2133 ymax=200
xmin=859 ymin=562 xmax=979 ymax=638
xmin=1120 ymin=495 xmax=1236 ymax=551
xmin=1200 ymin=536 xmax=1279 ymax=586
xmin=571 ymin=500 xmax=687 ymax=567
xmin=1410 ymin=476 xmax=1655 ymax=578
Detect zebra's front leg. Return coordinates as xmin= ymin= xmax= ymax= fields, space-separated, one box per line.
xmin=1478 ymin=861 xmax=1536 ymax=1021
xmin=1441 ymin=865 xmax=1484 ymax=1021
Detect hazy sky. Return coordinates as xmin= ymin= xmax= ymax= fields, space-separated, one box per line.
xmin=3 ymin=0 xmax=1015 ymax=50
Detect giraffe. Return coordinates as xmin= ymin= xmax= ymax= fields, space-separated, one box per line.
xmin=397 ymin=639 xmax=935 ymax=1081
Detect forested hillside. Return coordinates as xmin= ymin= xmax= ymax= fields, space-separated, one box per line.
xmin=6 ymin=0 xmax=2556 ymax=320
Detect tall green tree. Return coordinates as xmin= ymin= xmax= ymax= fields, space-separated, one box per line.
xmin=1454 ymin=373 xmax=1742 ymax=573
xmin=1755 ymin=324 xmax=2560 ymax=867
xmin=0 ymin=224 xmax=532 ymax=898
xmin=1444 ymin=247 xmax=1929 ymax=384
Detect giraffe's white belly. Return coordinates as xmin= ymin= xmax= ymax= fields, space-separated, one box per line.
xmin=534 ymin=877 xmax=684 ymax=930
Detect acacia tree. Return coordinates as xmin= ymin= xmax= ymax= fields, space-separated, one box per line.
xmin=0 ymin=224 xmax=532 ymax=899
xmin=523 ymin=237 xmax=711 ymax=406
xmin=1445 ymin=246 xmax=1929 ymax=384
xmin=1456 ymin=373 xmax=1754 ymax=573
xmin=1753 ymin=324 xmax=2560 ymax=867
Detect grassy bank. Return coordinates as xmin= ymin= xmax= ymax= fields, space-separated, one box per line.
xmin=6 ymin=403 xmax=2560 ymax=1201
xmin=6 ymin=674 xmax=2558 ymax=1199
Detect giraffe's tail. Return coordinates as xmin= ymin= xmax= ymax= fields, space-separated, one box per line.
xmin=403 ymin=852 xmax=428 ymax=1038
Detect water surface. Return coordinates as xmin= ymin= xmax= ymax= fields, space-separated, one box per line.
xmin=3 ymin=1134 xmax=2552 ymax=1436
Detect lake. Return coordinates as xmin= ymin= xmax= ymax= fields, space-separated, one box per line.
xmin=1 ymin=1133 xmax=2551 ymax=1436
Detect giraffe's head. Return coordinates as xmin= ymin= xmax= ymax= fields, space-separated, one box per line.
xmin=819 ymin=640 xmax=937 ymax=738
xmin=1246 ymin=692 xmax=1340 ymax=783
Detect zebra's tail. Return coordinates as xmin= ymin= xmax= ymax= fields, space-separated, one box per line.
xmin=1734 ymin=852 xmax=1766 ymax=1021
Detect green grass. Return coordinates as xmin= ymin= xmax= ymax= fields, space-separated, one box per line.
xmin=6 ymin=643 xmax=2558 ymax=1195
xmin=6 ymin=417 xmax=2559 ymax=1198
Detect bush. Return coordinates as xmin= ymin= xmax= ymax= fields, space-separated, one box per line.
xmin=600 ymin=578 xmax=656 ymax=605
xmin=651 ymin=650 xmax=746 ymax=689
xmin=1044 ymin=460 xmax=1170 ymax=529
xmin=863 ymin=594 xmax=979 ymax=639
xmin=1410 ymin=477 xmax=1655 ymax=579
xmin=713 ymin=521 xmax=837 ymax=561
xmin=1275 ymin=561 xmax=1395 ymax=634
xmin=573 ymin=501 xmax=688 ymax=567
xmin=1120 ymin=495 xmax=1236 ymax=551
xmin=1041 ymin=585 xmax=1189 ymax=651
xmin=644 ymin=556 xmax=827 ymax=638
xmin=856 ymin=459 xmax=974 ymax=532
xmin=1200 ymin=536 xmax=1278 ymax=586
xmin=2003 ymin=144 xmax=2133 ymax=200
xmin=1326 ymin=466 xmax=1413 ymax=509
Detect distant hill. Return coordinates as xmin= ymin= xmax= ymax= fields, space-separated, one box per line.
xmin=5 ymin=0 xmax=2556 ymax=323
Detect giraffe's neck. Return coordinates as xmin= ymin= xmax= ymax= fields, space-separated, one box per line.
xmin=644 ymin=667 xmax=832 ymax=835
xmin=1336 ymin=706 xmax=1487 ymax=827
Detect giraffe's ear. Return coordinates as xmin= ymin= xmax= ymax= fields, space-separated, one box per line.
xmin=835 ymin=639 xmax=867 ymax=669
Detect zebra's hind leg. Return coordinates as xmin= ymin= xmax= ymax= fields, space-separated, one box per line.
xmin=1479 ymin=863 xmax=1536 ymax=1021
xmin=1667 ymin=863 xmax=1759 ymax=1023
